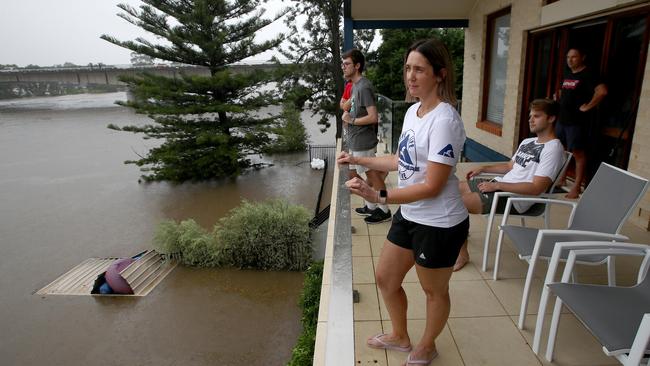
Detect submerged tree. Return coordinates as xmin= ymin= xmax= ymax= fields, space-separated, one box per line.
xmin=102 ymin=0 xmax=286 ymax=182
xmin=280 ymin=0 xmax=375 ymax=138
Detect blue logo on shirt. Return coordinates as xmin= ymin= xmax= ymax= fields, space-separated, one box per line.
xmin=438 ymin=144 xmax=455 ymax=158
xmin=398 ymin=129 xmax=419 ymax=180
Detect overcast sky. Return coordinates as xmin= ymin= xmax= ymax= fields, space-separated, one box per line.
xmin=0 ymin=0 xmax=289 ymax=67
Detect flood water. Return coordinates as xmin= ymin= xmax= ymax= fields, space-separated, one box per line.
xmin=0 ymin=92 xmax=334 ymax=366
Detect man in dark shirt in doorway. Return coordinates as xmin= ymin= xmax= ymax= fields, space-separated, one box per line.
xmin=557 ymin=47 xmax=607 ymax=198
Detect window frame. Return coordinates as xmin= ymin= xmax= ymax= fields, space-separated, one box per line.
xmin=479 ymin=6 xmax=512 ymax=136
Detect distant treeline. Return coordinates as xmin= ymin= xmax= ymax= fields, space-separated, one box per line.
xmin=0 ymin=62 xmax=110 ymax=71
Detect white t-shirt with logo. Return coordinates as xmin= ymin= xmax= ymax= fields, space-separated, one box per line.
xmin=496 ymin=137 xmax=565 ymax=212
xmin=397 ymin=102 xmax=468 ymax=228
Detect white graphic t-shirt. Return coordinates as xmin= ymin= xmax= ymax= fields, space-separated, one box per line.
xmin=398 ymin=102 xmax=468 ymax=228
xmin=497 ymin=137 xmax=565 ymax=212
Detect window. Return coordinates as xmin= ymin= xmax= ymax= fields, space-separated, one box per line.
xmin=480 ymin=7 xmax=511 ymax=134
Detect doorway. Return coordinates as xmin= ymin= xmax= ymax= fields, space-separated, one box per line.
xmin=520 ymin=9 xmax=650 ymax=183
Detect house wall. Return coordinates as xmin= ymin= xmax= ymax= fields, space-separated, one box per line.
xmin=461 ymin=0 xmax=541 ymax=157
xmin=461 ymin=0 xmax=650 ymax=229
xmin=541 ymin=0 xmax=638 ymax=25
xmin=630 ymin=44 xmax=650 ymax=230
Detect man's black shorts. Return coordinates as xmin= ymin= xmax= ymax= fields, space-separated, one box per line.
xmin=556 ymin=122 xmax=586 ymax=151
xmin=387 ymin=208 xmax=469 ymax=269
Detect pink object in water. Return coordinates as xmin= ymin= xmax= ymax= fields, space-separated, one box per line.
xmin=105 ymin=258 xmax=134 ymax=294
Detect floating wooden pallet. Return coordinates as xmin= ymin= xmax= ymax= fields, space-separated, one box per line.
xmin=36 ymin=250 xmax=178 ymax=296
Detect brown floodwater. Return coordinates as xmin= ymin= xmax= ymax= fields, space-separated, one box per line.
xmin=0 ymin=93 xmax=334 ymax=366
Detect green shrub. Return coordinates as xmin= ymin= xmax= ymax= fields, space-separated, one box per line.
xmin=287 ymin=261 xmax=323 ymax=366
xmin=152 ymin=199 xmax=312 ymax=270
xmin=152 ymin=219 xmax=221 ymax=267
xmin=152 ymin=220 xmax=182 ymax=254
xmin=175 ymin=219 xmax=221 ymax=267
xmin=216 ymin=199 xmax=312 ymax=270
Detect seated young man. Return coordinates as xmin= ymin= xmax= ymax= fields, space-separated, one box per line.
xmin=454 ymin=98 xmax=566 ymax=271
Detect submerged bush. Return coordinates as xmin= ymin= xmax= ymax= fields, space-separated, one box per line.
xmin=287 ymin=261 xmax=323 ymax=366
xmin=152 ymin=199 xmax=312 ymax=270
xmin=152 ymin=219 xmax=221 ymax=267
xmin=216 ymin=199 xmax=312 ymax=270
xmin=176 ymin=219 xmax=221 ymax=267
xmin=153 ymin=220 xmax=181 ymax=254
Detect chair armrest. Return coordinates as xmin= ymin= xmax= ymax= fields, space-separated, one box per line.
xmin=505 ymin=197 xmax=577 ymax=207
xmin=490 ymin=192 xmax=559 ymax=215
xmin=474 ymin=173 xmax=504 ymax=179
xmin=493 ymin=192 xmax=560 ymax=201
xmin=499 ymin=197 xmax=577 ymax=227
xmin=530 ymin=230 xmax=629 ymax=275
xmin=565 ymin=247 xmax=648 ymax=284
xmin=544 ymin=241 xmax=641 ymax=288
xmin=537 ymin=229 xmax=629 ymax=251
xmin=491 ymin=192 xmax=526 ymax=207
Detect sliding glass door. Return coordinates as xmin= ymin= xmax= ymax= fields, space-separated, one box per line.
xmin=521 ymin=9 xmax=650 ymax=180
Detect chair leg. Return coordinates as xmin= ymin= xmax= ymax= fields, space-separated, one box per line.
xmin=518 ymin=258 xmax=538 ymax=329
xmin=482 ymin=214 xmax=494 ymax=272
xmin=626 ymin=314 xmax=650 ymax=366
xmin=493 ymin=229 xmax=506 ymax=281
xmin=545 ymin=296 xmax=565 ymax=362
xmin=543 ymin=209 xmax=550 ymax=229
xmin=534 ymin=244 xmax=564 ymax=354
xmin=607 ymin=256 xmax=617 ymax=286
xmin=483 ymin=196 xmax=503 ymax=273
xmin=533 ymin=284 xmax=552 ymax=353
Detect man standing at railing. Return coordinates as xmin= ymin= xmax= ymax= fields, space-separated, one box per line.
xmin=341 ymin=49 xmax=391 ymax=224
xmin=454 ymin=98 xmax=566 ymax=270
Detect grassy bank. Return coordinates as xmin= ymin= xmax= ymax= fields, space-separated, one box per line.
xmin=287 ymin=261 xmax=323 ymax=366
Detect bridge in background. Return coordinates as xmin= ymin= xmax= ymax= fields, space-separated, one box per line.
xmin=0 ymin=63 xmax=280 ymax=86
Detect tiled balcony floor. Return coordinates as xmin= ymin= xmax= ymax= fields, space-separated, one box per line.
xmin=352 ymin=165 xmax=650 ymax=366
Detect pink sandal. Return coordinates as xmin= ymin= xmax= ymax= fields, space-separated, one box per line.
xmin=404 ymin=350 xmax=439 ymax=365
xmin=367 ymin=333 xmax=412 ymax=352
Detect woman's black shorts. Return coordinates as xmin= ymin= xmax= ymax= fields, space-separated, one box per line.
xmin=387 ymin=208 xmax=469 ymax=269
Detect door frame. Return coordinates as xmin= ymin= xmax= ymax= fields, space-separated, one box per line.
xmin=519 ymin=6 xmax=650 ymax=171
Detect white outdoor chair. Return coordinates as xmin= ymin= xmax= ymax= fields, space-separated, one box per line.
xmin=494 ymin=162 xmax=649 ymax=329
xmin=533 ymin=241 xmax=650 ymax=365
xmin=480 ymin=151 xmax=572 ymax=272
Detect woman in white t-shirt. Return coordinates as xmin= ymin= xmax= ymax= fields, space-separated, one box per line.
xmin=337 ymin=38 xmax=469 ymax=365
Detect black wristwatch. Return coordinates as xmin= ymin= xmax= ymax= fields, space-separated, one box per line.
xmin=378 ymin=189 xmax=387 ymax=204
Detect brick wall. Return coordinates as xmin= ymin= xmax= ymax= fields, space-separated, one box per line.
xmin=629 ymin=48 xmax=650 ymax=230
xmin=461 ymin=0 xmax=542 ymax=157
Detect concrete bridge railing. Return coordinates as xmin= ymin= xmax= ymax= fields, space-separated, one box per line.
xmin=0 ymin=63 xmax=281 ymax=86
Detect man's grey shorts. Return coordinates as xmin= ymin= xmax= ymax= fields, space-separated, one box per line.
xmin=468 ymin=177 xmax=520 ymax=215
xmin=349 ymin=148 xmax=376 ymax=175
